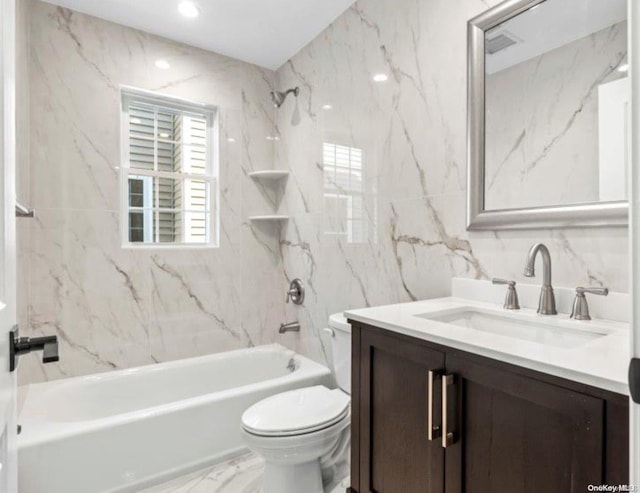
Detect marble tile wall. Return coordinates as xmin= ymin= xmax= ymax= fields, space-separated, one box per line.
xmin=18 ymin=0 xmax=630 ymax=383
xmin=18 ymin=0 xmax=288 ymax=384
xmin=275 ymin=0 xmax=629 ymax=366
xmin=485 ymin=21 xmax=628 ymax=210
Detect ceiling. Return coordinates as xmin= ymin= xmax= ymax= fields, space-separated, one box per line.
xmin=486 ymin=0 xmax=627 ymax=74
xmin=41 ymin=0 xmax=356 ymax=70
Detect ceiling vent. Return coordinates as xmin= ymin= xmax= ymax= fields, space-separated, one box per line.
xmin=485 ymin=32 xmax=518 ymax=54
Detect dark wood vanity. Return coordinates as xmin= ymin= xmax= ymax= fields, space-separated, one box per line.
xmin=348 ymin=321 xmax=629 ymax=493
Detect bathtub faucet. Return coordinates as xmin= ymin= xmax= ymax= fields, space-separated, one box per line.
xmin=279 ymin=322 xmax=301 ymax=334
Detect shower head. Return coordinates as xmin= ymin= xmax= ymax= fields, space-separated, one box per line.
xmin=270 ymin=87 xmax=299 ymax=108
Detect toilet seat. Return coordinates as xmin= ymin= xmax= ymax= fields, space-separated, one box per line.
xmin=241 ymin=386 xmax=350 ymax=437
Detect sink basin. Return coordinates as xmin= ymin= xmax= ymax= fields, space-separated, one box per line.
xmin=416 ymin=308 xmax=610 ymax=348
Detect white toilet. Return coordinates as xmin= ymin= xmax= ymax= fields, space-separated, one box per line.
xmin=241 ymin=313 xmax=352 ymax=493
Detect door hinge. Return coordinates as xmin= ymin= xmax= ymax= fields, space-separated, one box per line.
xmin=629 ymin=358 xmax=640 ymax=403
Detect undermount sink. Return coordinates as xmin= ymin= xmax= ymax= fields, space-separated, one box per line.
xmin=416 ymin=308 xmax=611 ymax=349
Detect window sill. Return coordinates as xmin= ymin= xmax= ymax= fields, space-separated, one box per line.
xmin=121 ymin=243 xmax=219 ymax=250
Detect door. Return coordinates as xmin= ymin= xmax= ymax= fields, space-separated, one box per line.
xmin=444 ymin=354 xmax=604 ymax=493
xmin=357 ymin=326 xmax=445 ymax=493
xmin=0 ymin=0 xmax=18 ymax=490
xmin=630 ymin=0 xmax=640 ymax=486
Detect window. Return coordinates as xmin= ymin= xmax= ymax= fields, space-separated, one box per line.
xmin=323 ymin=142 xmax=376 ymax=243
xmin=121 ymin=89 xmax=218 ymax=246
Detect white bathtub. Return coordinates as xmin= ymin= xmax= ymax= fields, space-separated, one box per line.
xmin=17 ymin=344 xmax=332 ymax=493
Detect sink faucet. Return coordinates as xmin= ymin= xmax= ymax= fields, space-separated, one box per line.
xmin=523 ymin=243 xmax=557 ymax=315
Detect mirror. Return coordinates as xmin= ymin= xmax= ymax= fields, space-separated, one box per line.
xmin=468 ymin=0 xmax=629 ymax=230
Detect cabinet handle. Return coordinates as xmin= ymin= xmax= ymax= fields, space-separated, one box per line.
xmin=442 ymin=373 xmax=456 ymax=448
xmin=427 ymin=370 xmax=442 ymax=441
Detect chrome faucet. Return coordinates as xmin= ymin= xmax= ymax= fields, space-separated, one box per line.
xmin=523 ymin=243 xmax=557 ymax=315
xmin=279 ymin=321 xmax=301 ymax=334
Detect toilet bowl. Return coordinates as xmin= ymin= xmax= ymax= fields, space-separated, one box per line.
xmin=241 ymin=313 xmax=352 ymax=493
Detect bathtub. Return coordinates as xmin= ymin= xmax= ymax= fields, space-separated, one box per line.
xmin=17 ymin=344 xmax=332 ymax=493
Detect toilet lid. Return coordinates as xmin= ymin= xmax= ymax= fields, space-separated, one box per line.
xmin=241 ymin=386 xmax=350 ymax=437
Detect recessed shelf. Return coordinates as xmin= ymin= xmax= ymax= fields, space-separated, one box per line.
xmin=248 ymin=215 xmax=290 ymax=222
xmin=248 ymin=170 xmax=290 ymax=182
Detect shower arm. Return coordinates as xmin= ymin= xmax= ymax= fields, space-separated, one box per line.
xmin=271 ymin=86 xmax=300 ymax=108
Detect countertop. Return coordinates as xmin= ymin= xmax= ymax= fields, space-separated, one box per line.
xmin=345 ymin=296 xmax=630 ymax=395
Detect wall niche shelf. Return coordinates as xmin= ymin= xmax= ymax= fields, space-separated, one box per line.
xmin=248 ymin=170 xmax=289 ymax=182
xmin=248 ymin=215 xmax=289 ymax=222
xmin=248 ymin=170 xmax=289 ymax=224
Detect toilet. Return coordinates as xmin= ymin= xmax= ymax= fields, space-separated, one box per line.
xmin=241 ymin=313 xmax=352 ymax=493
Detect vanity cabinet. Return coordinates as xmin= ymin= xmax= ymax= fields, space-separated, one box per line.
xmin=349 ymin=322 xmax=629 ymax=493
xmin=353 ymin=325 xmax=446 ymax=493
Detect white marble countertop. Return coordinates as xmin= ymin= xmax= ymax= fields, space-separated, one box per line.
xmin=345 ymin=283 xmax=630 ymax=395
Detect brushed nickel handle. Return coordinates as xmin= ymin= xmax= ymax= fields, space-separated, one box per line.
xmin=15 ymin=202 xmax=34 ymax=218
xmin=285 ymin=279 xmax=305 ymax=305
xmin=571 ymin=286 xmax=609 ymax=320
xmin=492 ymin=278 xmax=520 ymax=310
xmin=427 ymin=370 xmax=442 ymax=441
xmin=576 ymin=286 xmax=609 ymax=296
xmin=442 ymin=373 xmax=456 ymax=448
xmin=492 ymin=277 xmax=515 ymax=287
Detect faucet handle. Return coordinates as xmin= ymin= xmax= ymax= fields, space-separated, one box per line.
xmin=492 ymin=278 xmax=516 ymax=287
xmin=571 ymin=286 xmax=608 ymax=320
xmin=576 ymin=286 xmax=609 ymax=296
xmin=285 ymin=279 xmax=305 ymax=305
xmin=492 ymin=278 xmax=520 ymax=310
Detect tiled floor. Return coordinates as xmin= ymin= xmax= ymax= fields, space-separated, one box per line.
xmin=141 ymin=452 xmax=349 ymax=493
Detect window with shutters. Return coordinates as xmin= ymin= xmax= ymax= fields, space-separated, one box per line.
xmin=120 ymin=89 xmax=218 ymax=247
xmin=323 ymin=142 xmax=375 ymax=243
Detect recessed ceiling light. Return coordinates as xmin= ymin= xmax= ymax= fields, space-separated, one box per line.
xmin=618 ymin=63 xmax=629 ymax=73
xmin=227 ymin=137 xmax=236 ymax=143
xmin=322 ymin=104 xmax=333 ymax=110
xmin=178 ymin=1 xmax=200 ymax=18
xmin=155 ymin=59 xmax=171 ymax=70
xmin=159 ymin=132 xmax=170 ymax=139
xmin=373 ymin=73 xmax=388 ymax=82
xmin=131 ymin=118 xmax=142 ymax=124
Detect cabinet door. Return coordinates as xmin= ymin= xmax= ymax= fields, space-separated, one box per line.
xmin=358 ymin=326 xmax=446 ymax=493
xmin=444 ymin=354 xmax=604 ymax=493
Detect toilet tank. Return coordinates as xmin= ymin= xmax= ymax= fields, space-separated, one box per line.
xmin=328 ymin=313 xmax=352 ymax=395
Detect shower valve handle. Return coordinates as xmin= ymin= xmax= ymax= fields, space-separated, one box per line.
xmin=285 ymin=279 xmax=305 ymax=305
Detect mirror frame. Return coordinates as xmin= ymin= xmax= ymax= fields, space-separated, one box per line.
xmin=467 ymin=0 xmax=629 ymax=230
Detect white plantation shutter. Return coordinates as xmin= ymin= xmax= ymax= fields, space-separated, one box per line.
xmin=183 ymin=115 xmax=208 ymax=242
xmin=122 ymin=91 xmax=217 ymax=245
xmin=323 ymin=142 xmax=367 ymax=243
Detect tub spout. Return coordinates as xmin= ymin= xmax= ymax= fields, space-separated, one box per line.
xmin=279 ymin=322 xmax=301 ymax=334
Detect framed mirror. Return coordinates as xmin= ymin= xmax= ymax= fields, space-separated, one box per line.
xmin=467 ymin=0 xmax=629 ymax=230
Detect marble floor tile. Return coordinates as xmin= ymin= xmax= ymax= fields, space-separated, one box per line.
xmin=140 ymin=453 xmax=264 ymax=493
xmin=141 ymin=452 xmax=350 ymax=493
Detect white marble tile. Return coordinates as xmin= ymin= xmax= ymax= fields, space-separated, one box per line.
xmin=140 ymin=453 xmax=264 ymax=493
xmin=275 ymin=0 xmax=629 ymax=366
xmin=19 ymin=0 xmax=629 ymax=384
xmin=141 ymin=452 xmax=350 ymax=493
xmin=19 ymin=1 xmax=286 ymax=384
